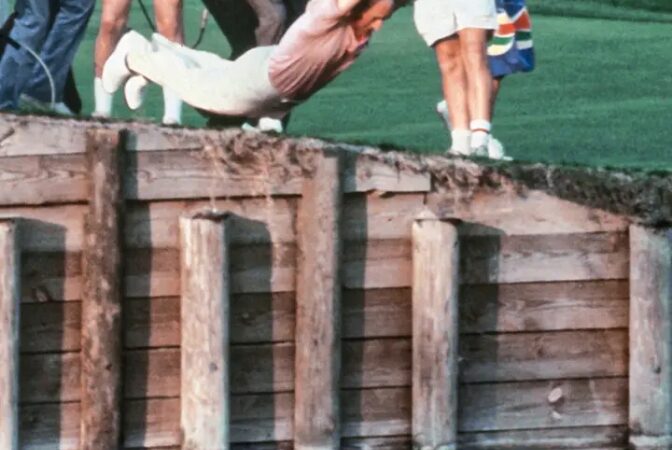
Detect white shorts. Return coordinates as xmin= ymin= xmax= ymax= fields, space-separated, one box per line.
xmin=414 ymin=0 xmax=498 ymax=47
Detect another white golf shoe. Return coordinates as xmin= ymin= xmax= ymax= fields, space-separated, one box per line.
xmin=124 ymin=75 xmax=148 ymax=111
xmin=488 ymin=137 xmax=512 ymax=161
xmin=102 ymin=30 xmax=148 ymax=94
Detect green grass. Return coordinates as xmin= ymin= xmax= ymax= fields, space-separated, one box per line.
xmin=71 ymin=2 xmax=672 ymax=170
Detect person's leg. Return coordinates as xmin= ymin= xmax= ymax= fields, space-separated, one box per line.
xmin=153 ymin=0 xmax=183 ymax=124
xmin=121 ymin=44 xmax=280 ymax=117
xmin=433 ymin=37 xmax=472 ymax=154
xmin=246 ymin=0 xmax=286 ymax=45
xmin=201 ymin=0 xmax=257 ymax=59
xmin=0 ymin=0 xmax=50 ymax=109
xmin=458 ymin=27 xmax=492 ymax=151
xmin=93 ymin=0 xmax=131 ymax=117
xmin=23 ymin=0 xmax=95 ymax=105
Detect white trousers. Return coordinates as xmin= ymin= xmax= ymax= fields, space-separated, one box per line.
xmin=126 ymin=33 xmax=295 ymax=118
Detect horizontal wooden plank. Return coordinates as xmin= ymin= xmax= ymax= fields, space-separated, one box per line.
xmin=125 ymin=150 xmax=429 ymax=200
xmin=227 ymin=427 xmax=628 ymax=450
xmin=21 ymin=379 xmax=627 ymax=448
xmin=19 ymin=232 xmax=628 ymax=302
xmin=22 ymin=278 xmax=628 ymax=352
xmin=125 ymin=192 xmax=425 ymax=249
xmin=428 ymin=190 xmax=629 ymax=235
xmin=0 ymin=204 xmax=85 ymax=252
xmin=460 ymin=232 xmax=629 ymax=284
xmin=0 ymin=116 xmax=87 ymax=156
xmin=460 ymin=378 xmax=627 ymax=432
xmin=0 ymin=154 xmax=88 ymax=205
xmin=125 ymin=197 xmax=299 ymax=248
xmin=461 ymin=280 xmax=629 ymax=333
xmin=459 ymin=329 xmax=628 ymax=383
xmin=0 ymin=151 xmax=428 ymax=206
xmin=0 ymin=193 xmax=421 ymax=252
xmin=458 ymin=425 xmax=627 ymax=449
xmin=20 ymin=330 xmax=627 ymax=403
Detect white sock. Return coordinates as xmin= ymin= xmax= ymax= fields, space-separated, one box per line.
xmin=470 ymin=119 xmax=491 ymax=149
xmin=451 ymin=129 xmax=472 ymax=154
xmin=93 ymin=77 xmax=113 ymax=117
xmin=162 ymin=87 xmax=182 ymax=125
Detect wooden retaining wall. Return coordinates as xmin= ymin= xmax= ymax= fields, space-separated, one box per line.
xmin=0 ymin=114 xmax=668 ymax=450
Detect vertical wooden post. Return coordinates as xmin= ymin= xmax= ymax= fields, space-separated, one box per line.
xmin=629 ymin=225 xmax=672 ymax=449
xmin=412 ymin=213 xmax=460 ymax=450
xmin=180 ymin=211 xmax=230 ymax=450
xmin=81 ymin=129 xmax=125 ymax=450
xmin=0 ymin=220 xmax=20 ymax=450
xmin=294 ymin=151 xmax=343 ymax=450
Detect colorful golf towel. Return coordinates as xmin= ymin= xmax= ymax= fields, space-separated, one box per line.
xmin=488 ymin=0 xmax=535 ymax=77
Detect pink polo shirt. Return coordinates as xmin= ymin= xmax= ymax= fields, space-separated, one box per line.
xmin=268 ymin=0 xmax=369 ymax=101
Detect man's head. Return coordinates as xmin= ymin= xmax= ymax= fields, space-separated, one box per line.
xmin=349 ymin=0 xmax=398 ymax=41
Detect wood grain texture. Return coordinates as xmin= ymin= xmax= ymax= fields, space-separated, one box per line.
xmin=0 ymin=220 xmax=20 ymax=450
xmin=20 ymin=279 xmax=629 ymax=352
xmin=412 ymin=217 xmax=460 ymax=449
xmin=427 ymin=190 xmax=628 ymax=236
xmin=19 ymin=379 xmax=627 ymax=448
xmin=19 ymin=329 xmax=629 ymax=403
xmin=80 ymin=129 xmax=124 ymax=450
xmin=180 ymin=212 xmax=230 ymax=450
xmin=18 ymin=231 xmax=629 ymax=304
xmin=0 ymin=154 xmax=87 ymax=205
xmin=0 ymin=189 xmax=626 ymax=254
xmin=294 ymin=151 xmax=343 ymax=449
xmin=629 ymin=225 xmax=672 ymax=447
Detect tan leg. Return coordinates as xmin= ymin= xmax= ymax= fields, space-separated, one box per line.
xmin=457 ymin=27 xmax=493 ymax=122
xmin=94 ymin=0 xmax=132 ymax=76
xmin=434 ymin=36 xmax=469 ymax=131
xmin=153 ymin=0 xmax=183 ymax=43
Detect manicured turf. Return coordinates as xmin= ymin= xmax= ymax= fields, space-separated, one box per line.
xmin=71 ymin=2 xmax=672 ymax=169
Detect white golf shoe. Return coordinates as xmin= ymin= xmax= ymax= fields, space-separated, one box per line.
xmin=102 ymin=30 xmax=148 ymax=94
xmin=436 ymin=99 xmax=451 ymax=130
xmin=487 ymin=137 xmax=512 ymax=161
xmin=124 ymin=75 xmax=148 ymax=111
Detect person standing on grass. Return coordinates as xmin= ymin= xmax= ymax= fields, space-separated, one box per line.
xmin=414 ymin=0 xmax=497 ymax=157
xmin=102 ymin=0 xmax=401 ymax=127
xmin=0 ymin=0 xmax=94 ymax=114
xmin=92 ymin=0 xmax=184 ymax=125
xmin=436 ymin=0 xmax=535 ymax=159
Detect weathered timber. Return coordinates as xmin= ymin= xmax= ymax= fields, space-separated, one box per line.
xmin=629 ymin=225 xmax=672 ymax=449
xmin=0 ymin=190 xmax=626 ymax=254
xmin=180 ymin=211 xmax=231 ymax=450
xmin=19 ymin=329 xmax=629 ymax=403
xmin=460 ymin=378 xmax=627 ymax=432
xmin=427 ymin=190 xmax=628 ymax=236
xmin=0 ymin=204 xmax=84 ymax=251
xmin=412 ymin=215 xmax=460 ymax=450
xmin=21 ymin=280 xmax=629 ymax=352
xmin=458 ymin=425 xmax=627 ymax=449
xmin=294 ymin=151 xmax=343 ymax=450
xmin=19 ymin=231 xmax=629 ymax=303
xmin=0 ymin=154 xmax=88 ymax=205
xmin=80 ymin=129 xmax=124 ymax=450
xmin=20 ymin=379 xmax=628 ymax=448
xmin=20 ymin=426 xmax=629 ymax=450
xmin=0 ymin=220 xmax=19 ymax=450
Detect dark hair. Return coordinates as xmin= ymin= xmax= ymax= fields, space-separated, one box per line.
xmin=350 ymin=0 xmax=407 ymax=18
